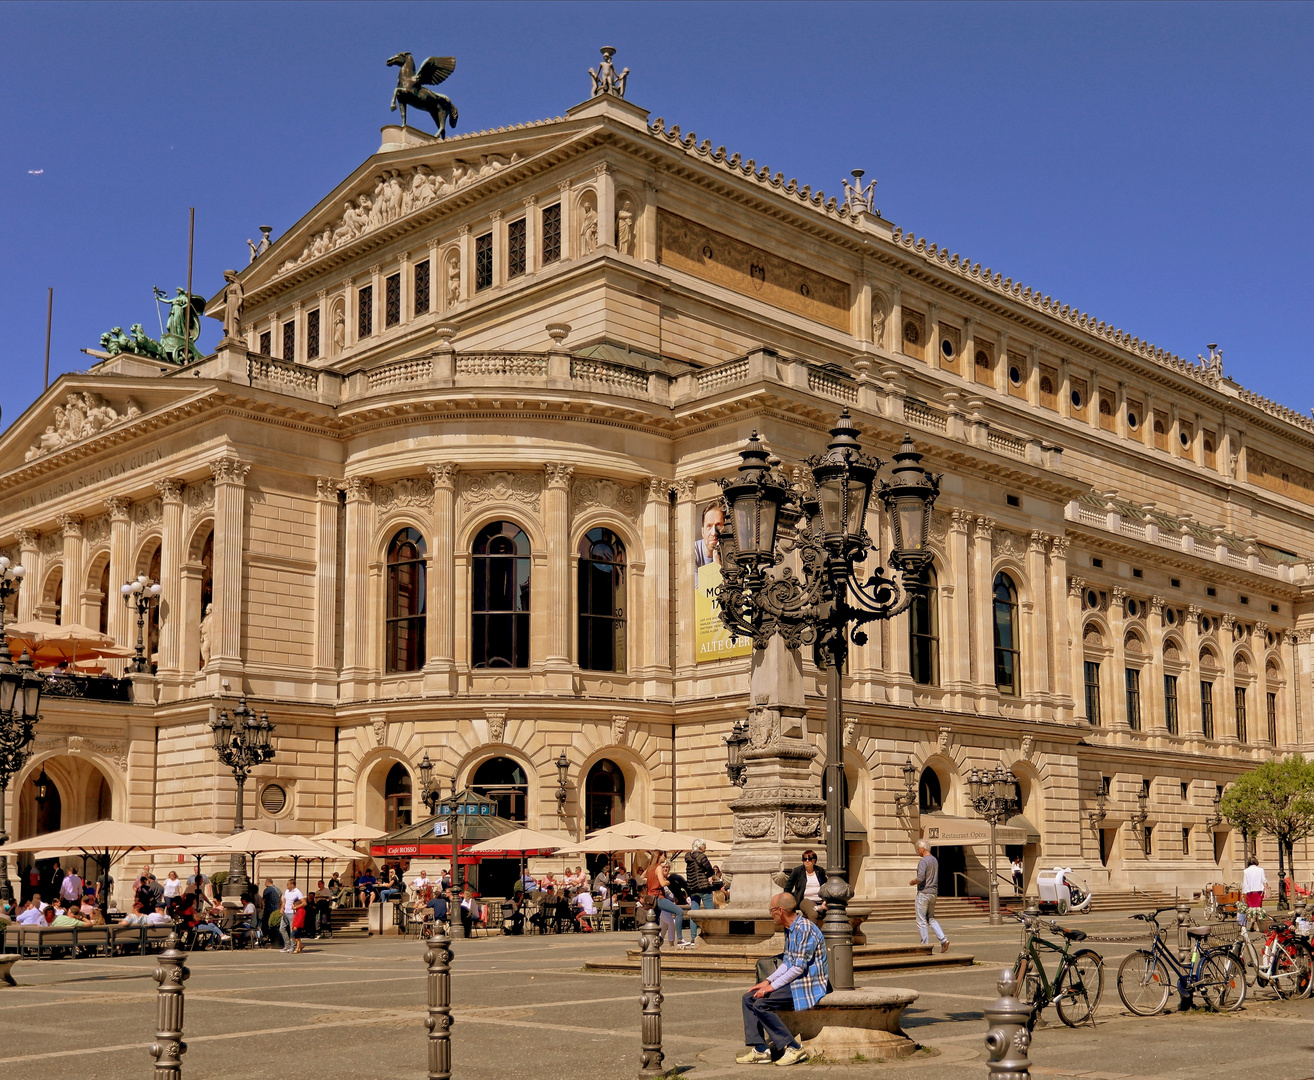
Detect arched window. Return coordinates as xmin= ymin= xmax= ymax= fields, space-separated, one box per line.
xmin=386 ymin=528 xmax=427 ymax=672
xmin=919 ymin=768 xmax=943 ymax=814
xmin=908 ymin=565 xmax=939 ymax=686
xmin=578 ymin=528 xmax=626 ymax=673
xmin=97 ymin=562 xmax=110 ymax=635
xmin=384 ymin=762 xmax=412 ymax=832
xmin=993 ymin=572 xmax=1019 ymax=694
xmin=472 ymin=756 xmax=528 ymax=822
xmin=472 ymin=522 xmax=530 ymax=669
xmin=585 ymin=759 xmax=625 ymax=833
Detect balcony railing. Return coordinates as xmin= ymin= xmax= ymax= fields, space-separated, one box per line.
xmin=41 ymin=673 xmax=133 ymax=702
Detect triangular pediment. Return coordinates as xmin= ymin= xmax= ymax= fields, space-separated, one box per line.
xmin=213 ymin=114 xmax=602 ymax=311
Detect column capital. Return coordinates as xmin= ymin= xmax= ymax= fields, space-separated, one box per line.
xmin=646 ymin=476 xmax=672 ymax=499
xmin=369 ymin=264 xmax=381 ymax=276
xmin=949 ymin=507 xmax=973 ymax=533
xmin=1255 ymin=620 xmax=1270 ymax=639
xmin=1150 ymin=595 xmax=1166 ymax=616
xmin=343 ymin=475 xmax=374 ymax=503
xmin=210 ymin=457 xmax=252 ymax=486
xmin=56 ymin=513 xmax=82 ymax=538
xmin=1028 ymin=530 xmax=1051 ymax=553
xmin=1221 ymin=614 xmax=1237 ymax=634
xmin=558 ymin=179 xmax=572 ymax=193
xmin=15 ymin=527 xmax=38 ymax=548
xmin=674 ymin=477 xmax=699 ymax=503
xmin=973 ymin=515 xmax=995 ymax=539
xmin=1187 ymin=605 xmax=1202 ymax=626
xmin=315 ymin=476 xmax=342 ymax=503
xmin=545 ymin=463 xmax=575 ymax=490
xmin=1049 ymin=535 xmax=1070 ymax=557
xmin=1068 ymin=576 xmax=1086 ymax=597
xmin=523 ymin=194 xmax=537 ymax=208
xmin=1111 ymin=586 xmax=1128 ymax=605
xmin=458 ymin=224 xmax=470 ymax=236
xmin=489 ymin=209 xmax=503 ymax=222
xmin=427 ymin=462 xmax=460 ymax=490
xmin=593 ymin=162 xmax=612 ymax=177
xmin=154 ymin=478 xmax=185 ymax=503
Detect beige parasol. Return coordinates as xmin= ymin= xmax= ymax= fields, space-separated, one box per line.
xmin=4 ymin=619 xmax=135 ymax=669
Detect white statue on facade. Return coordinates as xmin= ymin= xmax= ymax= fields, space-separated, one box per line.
xmin=589 ymin=47 xmax=629 ymax=98
xmin=580 ymin=203 xmax=598 ymax=254
xmin=617 ymin=201 xmax=635 ymax=255
xmin=220 ymin=270 xmax=244 ymax=342
xmin=199 ymin=603 xmax=213 ymax=667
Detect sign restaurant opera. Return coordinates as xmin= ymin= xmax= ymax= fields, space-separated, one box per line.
xmin=2 ymin=52 xmax=1312 ymax=903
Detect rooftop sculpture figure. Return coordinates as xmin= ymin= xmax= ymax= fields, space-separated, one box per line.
xmin=247 ymin=225 xmax=273 ymax=263
xmin=589 ymin=46 xmax=628 ymax=98
xmin=387 ymin=52 xmax=459 ymax=138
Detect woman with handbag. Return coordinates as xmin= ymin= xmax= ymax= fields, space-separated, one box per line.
xmin=642 ymin=851 xmax=693 ymax=948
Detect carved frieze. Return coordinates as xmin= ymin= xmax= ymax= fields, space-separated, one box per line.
xmin=784 ymin=814 xmax=822 ymax=839
xmin=462 ymin=472 xmax=541 ymax=513
xmin=375 ymin=476 xmax=434 ymax=513
xmin=38 ymin=531 xmax=60 ymax=556
xmin=573 ymin=477 xmax=641 ymax=520
xmin=82 ymin=515 xmax=110 ymax=546
xmin=611 ymin=714 xmax=629 ymax=746
xmin=186 ymin=481 xmax=215 ymax=520
xmin=928 ymin=510 xmax=949 ymax=544
xmin=734 ymin=815 xmax=775 ymax=841
xmin=24 ymin=392 xmax=142 ymax=462
xmin=132 ymin=498 xmax=163 ymax=529
xmin=991 ymin=527 xmax=1027 ymax=560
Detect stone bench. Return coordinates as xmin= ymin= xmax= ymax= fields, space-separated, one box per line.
xmin=779 ymin=987 xmax=920 ymax=1059
xmin=0 ymin=956 xmax=17 ymax=986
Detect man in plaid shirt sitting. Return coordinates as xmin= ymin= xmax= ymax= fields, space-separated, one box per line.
xmin=738 ymin=893 xmax=830 ymax=1066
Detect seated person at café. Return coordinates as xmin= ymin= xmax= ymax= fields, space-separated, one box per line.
xmin=573 ymin=889 xmax=596 ymax=931
xmin=425 ymin=890 xmax=449 ymax=926
xmin=120 ymin=901 xmax=147 ymax=926
xmin=356 ymin=869 xmax=377 ymax=907
xmin=16 ymin=899 xmax=46 ymax=925
xmin=145 ymin=904 xmax=172 ymax=926
xmin=314 ymin=880 xmax=334 ymax=936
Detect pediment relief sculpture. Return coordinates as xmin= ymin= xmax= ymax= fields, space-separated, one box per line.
xmin=573 ymin=476 xmax=641 ymax=520
xmin=277 ymin=155 xmax=522 ymax=275
xmin=374 ymin=476 xmax=434 ymax=513
xmin=461 ymin=471 xmax=541 ymax=513
xmin=24 ymin=392 xmax=142 ymax=462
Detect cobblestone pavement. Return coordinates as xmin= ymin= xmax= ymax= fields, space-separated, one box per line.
xmin=2 ymin=913 xmax=1313 ymax=1079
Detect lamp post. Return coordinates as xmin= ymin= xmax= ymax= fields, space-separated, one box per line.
xmin=966 ymin=766 xmax=1020 ymax=926
xmin=1088 ymin=789 xmax=1107 ymax=833
xmin=0 ymin=558 xmax=41 ymax=905
xmin=1204 ymin=793 xmax=1222 ymax=831
xmin=209 ymin=698 xmax=275 ymax=898
xmin=555 ymin=750 xmax=570 ymax=816
xmin=1130 ymin=789 xmax=1149 ymax=847
xmin=120 ymin=574 xmax=162 ymax=673
xmin=724 ymin=719 xmax=750 ymax=788
xmin=714 ymin=413 xmax=940 ymax=990
xmin=894 ymin=757 xmax=918 ymax=812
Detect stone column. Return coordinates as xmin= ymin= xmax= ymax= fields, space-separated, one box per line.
xmin=543 ymin=463 xmax=574 ymax=689
xmin=523 ymin=197 xmax=539 ymax=276
xmin=887 ymin=285 xmax=902 ymax=355
xmin=1220 ymin=615 xmax=1239 ymax=745
xmin=558 ymin=180 xmax=573 ymax=261
xmin=1184 ymin=606 xmax=1204 ymax=739
xmin=1252 ymin=622 xmax=1270 ymax=745
xmin=155 ymin=480 xmax=185 ymax=694
xmin=311 ymin=477 xmax=340 ymax=698
xmin=995 ymin=332 xmax=1010 ymax=395
xmin=208 ymin=458 xmax=250 ymax=691
xmin=489 ymin=211 xmax=504 ymax=287
xmin=1068 ymin=576 xmax=1088 ymax=722
xmin=926 ymin=302 xmax=940 ymax=371
xmin=1049 ymin=537 xmax=1072 ymax=720
xmin=641 ymin=477 xmax=672 ymax=682
xmin=458 ymin=226 xmax=472 ymax=301
xmin=1109 ymin=588 xmax=1129 ymax=730
xmin=15 ymin=529 xmax=38 ymax=622
xmin=341 ymin=476 xmax=373 ymax=693
xmin=103 ymin=501 xmax=132 ymax=661
xmin=1147 ymin=597 xmax=1168 ymax=733
xmin=1285 ymin=630 xmax=1302 ymax=747
xmin=426 ymin=463 xmax=459 ymax=695
xmin=56 ymin=514 xmax=83 ymax=626
xmin=674 ymin=479 xmax=699 ymax=673
xmin=944 ymin=509 xmax=973 ymax=697
xmin=1023 ymin=531 xmax=1050 ymax=708
xmin=641 ymin=181 xmax=659 ymax=263
xmin=594 ymin=163 xmax=616 ymax=250
xmin=973 ymin=517 xmax=996 ymax=704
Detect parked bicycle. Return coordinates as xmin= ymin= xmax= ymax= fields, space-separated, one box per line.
xmin=1011 ymin=912 xmax=1104 ymax=1030
xmin=1115 ymin=907 xmax=1245 ymax=1015
xmin=1226 ymin=910 xmax=1312 ymax=998
xmin=1202 ymin=882 xmax=1241 ymax=922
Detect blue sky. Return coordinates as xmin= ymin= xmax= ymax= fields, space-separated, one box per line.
xmin=2 ymin=1 xmax=1311 ymax=432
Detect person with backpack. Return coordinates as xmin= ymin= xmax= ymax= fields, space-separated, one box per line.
xmin=684 ymin=840 xmax=715 ymax=943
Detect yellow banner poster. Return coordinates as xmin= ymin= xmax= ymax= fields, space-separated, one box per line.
xmin=695 ymin=560 xmax=752 ymax=663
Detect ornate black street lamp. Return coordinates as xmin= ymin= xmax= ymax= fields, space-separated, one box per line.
xmin=120 ymin=574 xmax=161 ymax=674
xmin=714 ymin=413 xmax=940 ymax=990
xmin=966 ymin=766 xmax=1019 ymax=925
xmin=209 ymin=698 xmax=275 ymax=898
xmin=894 ymin=757 xmax=918 ymax=811
xmin=0 ymin=556 xmax=42 ymax=904
xmin=555 ymin=750 xmax=570 ymax=816
xmin=1204 ymin=792 xmax=1223 ymax=831
xmin=1088 ymin=787 xmax=1107 ymax=833
xmin=418 ymin=751 xmax=441 ymax=815
xmin=724 ymin=719 xmax=750 ymax=787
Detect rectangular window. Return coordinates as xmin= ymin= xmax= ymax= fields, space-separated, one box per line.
xmin=414 ymin=259 xmax=430 ymax=316
xmin=541 ymin=204 xmax=561 ymax=263
xmin=1182 ymin=827 xmax=1191 ymax=855
xmin=306 ymin=309 xmax=320 ymax=360
xmin=385 ymin=272 xmax=401 ymax=327
xmin=1235 ymin=686 xmax=1248 ymax=743
xmin=1201 ymin=681 xmax=1215 ymax=739
xmin=1181 ymin=781 xmax=1189 ymax=801
xmin=507 ymin=218 xmax=527 ymax=278
xmin=1164 ymin=674 xmax=1179 ymax=735
xmin=1084 ymin=661 xmax=1101 ymax=725
xmin=282 ymin=320 xmax=295 ymax=360
xmin=909 ymin=571 xmax=939 ymax=687
xmin=1125 ymin=668 xmax=1142 ymax=730
xmin=475 ymin=232 xmax=493 ymax=291
xmin=259 ymin=329 xmax=271 ymax=356
xmin=1144 ymin=826 xmax=1153 ymax=856
xmin=358 ymin=284 xmax=373 ymax=338
xmin=1267 ymin=691 xmax=1278 ymax=744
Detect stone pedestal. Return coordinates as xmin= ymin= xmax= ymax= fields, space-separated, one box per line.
xmin=780 ymin=987 xmax=920 ymax=1059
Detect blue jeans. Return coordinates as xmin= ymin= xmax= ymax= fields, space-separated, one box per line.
xmin=915 ymin=891 xmax=946 ymax=946
xmin=280 ymin=912 xmax=294 ymax=948
xmin=688 ymin=892 xmax=714 ymax=941
xmin=742 ymin=987 xmax=801 ymax=1053
xmin=655 ymin=896 xmax=685 ymax=942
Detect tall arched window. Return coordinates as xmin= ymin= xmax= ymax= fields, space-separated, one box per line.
xmin=578 ymin=527 xmax=626 ymax=672
xmin=386 ymin=528 xmax=427 ymax=672
xmin=384 ymin=762 xmax=412 ymax=831
xmin=585 ymin=759 xmax=625 ymax=833
xmin=919 ymin=768 xmax=943 ymax=814
xmin=472 ymin=756 xmax=529 ymax=822
xmin=908 ymin=565 xmax=939 ymax=686
xmin=472 ymin=522 xmax=531 ymax=668
xmin=993 ymin=572 xmax=1020 ymax=695
xmin=97 ymin=562 xmax=110 ymax=635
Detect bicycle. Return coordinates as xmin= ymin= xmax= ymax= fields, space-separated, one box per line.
xmin=1011 ymin=912 xmax=1104 ymax=1030
xmin=1115 ymin=907 xmax=1245 ymax=1015
xmin=1227 ymin=910 xmax=1312 ymax=999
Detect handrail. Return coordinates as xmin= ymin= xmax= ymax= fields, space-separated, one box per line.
xmin=953 ymin=869 xmax=1019 ymax=897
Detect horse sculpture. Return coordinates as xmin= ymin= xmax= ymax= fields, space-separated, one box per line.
xmin=387 ymin=52 xmax=459 ymax=138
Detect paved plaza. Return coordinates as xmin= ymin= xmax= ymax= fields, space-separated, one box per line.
xmin=3 ymin=912 xmax=1314 ymax=1080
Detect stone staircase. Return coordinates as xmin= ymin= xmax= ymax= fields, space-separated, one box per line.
xmin=857 ymin=888 xmax=1182 ymax=922
xmin=326 ymin=906 xmax=372 ymax=937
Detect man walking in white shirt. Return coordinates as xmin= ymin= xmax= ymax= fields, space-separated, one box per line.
xmin=280 ymin=879 xmax=304 ymax=953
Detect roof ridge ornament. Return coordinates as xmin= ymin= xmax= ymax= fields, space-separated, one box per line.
xmin=386 ymin=51 xmax=459 ymax=138
xmin=842 ymin=169 xmax=877 ymax=217
xmin=589 ymin=46 xmax=629 ymax=99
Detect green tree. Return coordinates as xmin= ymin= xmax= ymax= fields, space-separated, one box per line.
xmin=1220 ymin=754 xmax=1314 ymax=908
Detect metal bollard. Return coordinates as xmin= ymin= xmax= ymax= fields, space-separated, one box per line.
xmin=638 ymin=902 xmax=664 ymax=1077
xmin=984 ymin=968 xmax=1032 ymax=1080
xmin=423 ymin=927 xmax=453 ymax=1080
xmin=149 ymin=932 xmax=190 ymax=1080
xmin=1175 ymin=902 xmax=1193 ymax=1009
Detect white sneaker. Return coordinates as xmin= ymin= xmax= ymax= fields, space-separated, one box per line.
xmin=775 ymin=1046 xmax=808 ymax=1067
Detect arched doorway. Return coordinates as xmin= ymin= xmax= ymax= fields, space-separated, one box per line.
xmin=585 ymin=759 xmax=625 ymax=833
xmin=918 ymin=766 xmax=964 ymax=897
xmin=384 ymin=762 xmax=412 ymax=832
xmin=471 ymin=757 xmax=528 ymax=822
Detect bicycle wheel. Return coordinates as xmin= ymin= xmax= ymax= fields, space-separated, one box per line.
xmin=1117 ymin=949 xmax=1171 ymax=1016
xmin=1013 ymin=955 xmax=1044 ymax=1029
xmin=1197 ymin=953 xmax=1246 ymax=1011
xmin=1056 ymin=949 xmax=1104 ymax=1027
xmin=1270 ymin=941 xmax=1310 ymax=999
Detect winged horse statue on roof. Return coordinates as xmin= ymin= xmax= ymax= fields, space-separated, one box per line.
xmin=387 ymin=52 xmax=459 ymax=138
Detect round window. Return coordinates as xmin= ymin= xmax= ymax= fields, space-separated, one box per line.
xmin=1126 ymin=597 xmax=1140 ymax=617
xmin=1071 ymin=389 xmax=1084 ymax=409
xmin=1085 ymin=589 xmax=1100 ymax=610
xmin=975 ymin=350 xmax=990 ymax=369
xmin=941 ymin=338 xmax=954 ymax=358
xmin=1009 ymin=366 xmax=1022 ymax=386
xmin=1201 ymin=615 xmax=1213 ymax=633
xmin=904 ymin=321 xmax=920 ymax=345
xmin=1165 ymin=607 xmax=1177 ymax=625
xmin=1180 ymin=431 xmax=1190 ymax=447
xmin=1267 ymin=631 xmax=1277 ymax=648
xmin=1127 ymin=412 xmax=1139 ymax=429
xmin=260 ymin=784 xmax=287 ymax=814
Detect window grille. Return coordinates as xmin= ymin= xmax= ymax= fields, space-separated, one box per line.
xmin=1267 ymin=691 xmax=1277 ymax=743
xmin=475 ymin=233 xmax=493 ymax=290
xmin=358 ymin=284 xmax=373 ymax=338
xmin=542 ymin=204 xmax=562 ymax=263
xmin=259 ymin=330 xmax=271 ymax=355
xmin=414 ymin=259 xmax=430 ymax=316
xmin=577 ymin=528 xmax=626 ymax=673
xmin=508 ymin=218 xmax=527 ymax=278
xmin=1235 ymin=686 xmax=1248 ymax=743
xmin=385 ymin=273 xmax=401 ymax=327
xmin=1084 ymin=661 xmax=1101 ymax=725
xmin=306 ymin=309 xmax=320 ymax=360
xmin=1164 ymin=674 xmax=1179 ymax=735
xmin=909 ymin=567 xmax=939 ymax=686
xmin=1125 ymin=668 xmax=1142 ymax=730
xmin=1201 ymin=681 xmax=1215 ymax=739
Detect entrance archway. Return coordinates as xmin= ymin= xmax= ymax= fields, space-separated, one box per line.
xmin=585 ymin=759 xmax=625 ymax=833
xmin=471 ymin=757 xmax=528 ymax=822
xmin=15 ymin=755 xmax=117 ymax=900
